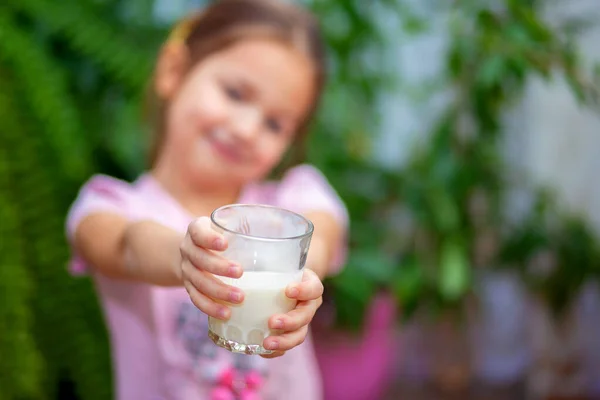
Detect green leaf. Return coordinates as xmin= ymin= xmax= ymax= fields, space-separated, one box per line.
xmin=438 ymin=238 xmax=471 ymax=301
xmin=428 ymin=187 xmax=460 ymax=233
xmin=329 ymin=265 xmax=377 ymax=330
xmin=476 ymin=55 xmax=507 ymax=88
xmin=345 ymin=248 xmax=396 ymax=285
xmin=504 ymin=23 xmax=532 ymax=47
xmin=391 ymin=257 xmax=424 ymax=320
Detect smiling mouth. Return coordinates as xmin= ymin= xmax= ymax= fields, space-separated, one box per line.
xmin=206 ymin=129 xmax=245 ymax=163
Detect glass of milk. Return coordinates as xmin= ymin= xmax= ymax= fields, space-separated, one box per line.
xmin=208 ymin=204 xmax=313 ymax=355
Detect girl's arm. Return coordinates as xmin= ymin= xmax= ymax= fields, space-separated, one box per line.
xmin=303 ymin=210 xmax=344 ymax=280
xmin=74 ymin=213 xmax=244 ymax=320
xmin=73 ymin=213 xmax=184 ymax=286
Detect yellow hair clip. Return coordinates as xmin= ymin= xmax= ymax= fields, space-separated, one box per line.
xmin=168 ymin=20 xmax=192 ymax=44
xmin=167 ymin=12 xmax=202 ymax=44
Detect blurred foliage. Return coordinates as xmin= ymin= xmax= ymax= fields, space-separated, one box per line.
xmin=319 ymin=0 xmax=600 ymax=330
xmin=0 ymin=0 xmax=163 ymax=398
xmin=0 ymin=80 xmax=43 ymax=400
xmin=499 ymin=192 xmax=600 ymax=316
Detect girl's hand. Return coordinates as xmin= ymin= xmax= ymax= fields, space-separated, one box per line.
xmin=179 ymin=217 xmax=244 ymax=320
xmin=261 ymin=269 xmax=324 ymax=358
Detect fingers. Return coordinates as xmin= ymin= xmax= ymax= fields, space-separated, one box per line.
xmin=181 ymin=261 xmax=244 ymax=304
xmin=285 ymin=269 xmax=324 ymax=301
xmin=180 ymin=241 xmax=242 ymax=278
xmin=182 ymin=217 xmax=242 ymax=278
xmin=260 ymin=351 xmax=285 ymax=359
xmin=181 ymin=218 xmax=241 ymax=279
xmin=187 ymin=216 xmax=227 ymax=251
xmin=182 ymin=217 xmax=246 ymax=320
xmin=259 ymin=270 xmax=323 ymax=355
xmin=268 ymin=298 xmax=320 ymax=332
xmin=263 ymin=325 xmax=309 ymax=352
xmin=184 ymin=280 xmax=230 ymax=320
xmin=262 ymin=297 xmax=321 ymax=356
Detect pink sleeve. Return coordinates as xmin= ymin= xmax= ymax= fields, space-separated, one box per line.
xmin=276 ymin=164 xmax=349 ymax=276
xmin=65 ymin=175 xmax=136 ymax=275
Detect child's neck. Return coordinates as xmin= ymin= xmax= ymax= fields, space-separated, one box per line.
xmin=150 ymin=166 xmax=240 ymax=217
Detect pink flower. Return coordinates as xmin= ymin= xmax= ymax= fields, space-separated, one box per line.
xmin=210 ymin=386 xmax=235 ymax=400
xmin=245 ymin=370 xmax=263 ymax=391
xmin=239 ymin=389 xmax=261 ymax=400
xmin=217 ymin=367 xmax=235 ymax=389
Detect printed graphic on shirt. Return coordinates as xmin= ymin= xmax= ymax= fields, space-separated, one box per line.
xmin=175 ymin=301 xmax=269 ymax=399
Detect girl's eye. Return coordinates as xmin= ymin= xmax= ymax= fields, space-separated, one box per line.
xmin=265 ymin=118 xmax=283 ymax=134
xmin=224 ymin=86 xmax=244 ymax=101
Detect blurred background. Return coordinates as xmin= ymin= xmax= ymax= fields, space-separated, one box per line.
xmin=2 ymin=0 xmax=600 ymax=399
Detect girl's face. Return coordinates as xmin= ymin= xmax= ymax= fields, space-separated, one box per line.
xmin=157 ymin=38 xmax=316 ymax=188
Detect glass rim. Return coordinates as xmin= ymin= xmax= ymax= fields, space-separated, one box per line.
xmin=210 ymin=203 xmax=314 ymax=242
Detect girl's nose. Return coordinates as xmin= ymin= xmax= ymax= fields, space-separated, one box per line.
xmin=231 ymin=106 xmax=262 ymax=142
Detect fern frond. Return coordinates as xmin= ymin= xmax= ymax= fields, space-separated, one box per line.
xmin=8 ymin=0 xmax=155 ymax=91
xmin=0 ymin=10 xmax=91 ymax=183
xmin=0 ymin=64 xmax=113 ymax=400
xmin=0 ymin=72 xmax=45 ymax=400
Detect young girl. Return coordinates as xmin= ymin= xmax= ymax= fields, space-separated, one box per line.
xmin=65 ymin=0 xmax=348 ymax=399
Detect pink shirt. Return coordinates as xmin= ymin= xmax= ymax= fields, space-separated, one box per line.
xmin=66 ymin=164 xmax=348 ymax=400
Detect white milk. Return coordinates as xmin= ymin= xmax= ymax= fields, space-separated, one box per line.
xmin=209 ymin=271 xmax=301 ymax=346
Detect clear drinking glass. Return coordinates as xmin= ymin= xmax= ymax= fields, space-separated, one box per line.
xmin=208 ymin=204 xmax=313 ymax=355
